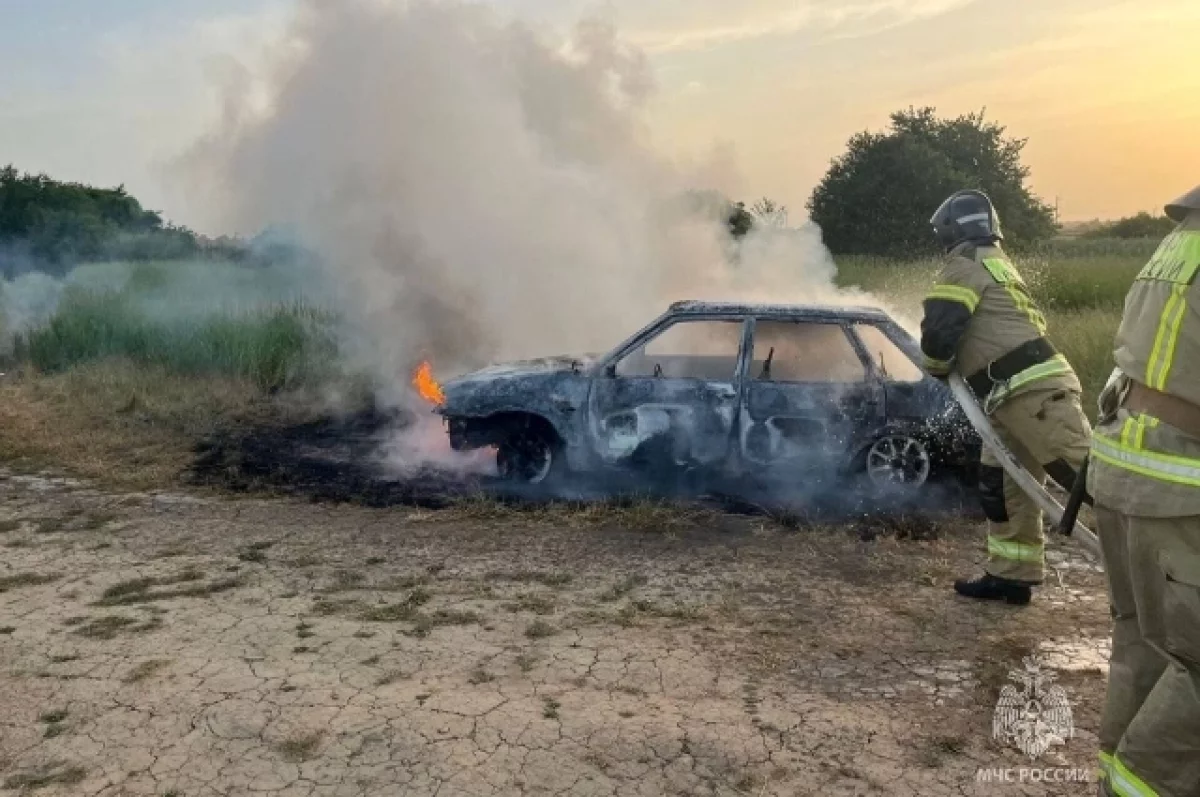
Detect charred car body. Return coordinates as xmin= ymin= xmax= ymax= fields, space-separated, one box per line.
xmin=438 ymin=301 xmax=979 ymax=496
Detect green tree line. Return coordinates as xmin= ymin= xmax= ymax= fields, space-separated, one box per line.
xmin=0 ymin=165 xmax=201 ymax=270
xmin=1081 ymin=212 xmax=1176 ymax=240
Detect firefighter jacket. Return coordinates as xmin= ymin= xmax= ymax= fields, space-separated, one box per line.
xmin=1088 ymin=214 xmax=1200 ymax=517
xmin=920 ymin=243 xmax=1080 ymax=409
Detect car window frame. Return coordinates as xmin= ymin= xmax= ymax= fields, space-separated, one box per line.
xmin=595 ymin=312 xmax=752 ymax=385
xmin=847 ymin=321 xmax=928 ymax=383
xmin=746 ymin=316 xmax=874 ymax=386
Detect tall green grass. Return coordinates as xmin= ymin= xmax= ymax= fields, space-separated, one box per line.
xmin=3 ymin=241 xmax=1151 ymax=411
xmin=1014 ymin=254 xmax=1138 ymax=312
xmin=2 ymin=259 xmax=340 ymax=392
xmin=1046 ymin=308 xmax=1122 ymax=416
xmin=15 ymin=290 xmax=338 ymax=391
xmin=1019 ymin=236 xmax=1159 ymax=260
xmin=835 ymin=238 xmax=1145 ymax=417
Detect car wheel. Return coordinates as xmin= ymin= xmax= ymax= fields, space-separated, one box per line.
xmin=496 ymin=429 xmax=559 ymax=485
xmin=865 ymin=434 xmax=932 ymax=489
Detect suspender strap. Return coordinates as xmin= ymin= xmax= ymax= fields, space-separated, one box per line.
xmin=966 ymin=337 xmax=1058 ymax=399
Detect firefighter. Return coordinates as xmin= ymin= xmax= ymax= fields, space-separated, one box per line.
xmin=1090 ymin=185 xmax=1200 ymax=797
xmin=920 ymin=189 xmax=1091 ymax=605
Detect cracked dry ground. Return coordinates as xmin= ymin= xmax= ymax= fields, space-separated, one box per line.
xmin=0 ymin=474 xmax=1111 ymax=797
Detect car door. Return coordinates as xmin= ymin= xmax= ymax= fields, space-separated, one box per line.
xmin=739 ymin=318 xmax=884 ymax=469
xmin=850 ymin=320 xmax=979 ymax=484
xmin=850 ymin=321 xmax=932 ymax=421
xmin=585 ymin=317 xmax=749 ymax=471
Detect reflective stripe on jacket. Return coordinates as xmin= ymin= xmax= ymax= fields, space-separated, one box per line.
xmin=1090 ymin=403 xmax=1200 ymax=516
xmin=919 ymin=243 xmax=1079 ymax=404
xmin=1099 ymin=751 xmax=1164 ymax=797
xmin=1089 ymin=214 xmax=1200 ymax=513
xmin=1116 ymin=220 xmax=1200 ymax=407
xmin=1088 ymin=214 xmax=1200 ymax=516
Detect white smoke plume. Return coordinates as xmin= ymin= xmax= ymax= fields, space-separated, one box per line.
xmin=180 ymin=0 xmax=881 ymax=475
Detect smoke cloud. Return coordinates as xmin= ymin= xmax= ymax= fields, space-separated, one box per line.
xmin=176 ymin=0 xmax=891 ymax=477
xmin=182 ymin=0 xmax=864 ymax=384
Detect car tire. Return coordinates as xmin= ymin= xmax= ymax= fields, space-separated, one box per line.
xmin=496 ymin=427 xmax=561 ymax=485
xmin=864 ymin=433 xmax=932 ymax=490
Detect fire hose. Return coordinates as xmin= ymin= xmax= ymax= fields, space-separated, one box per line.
xmin=948 ymin=374 xmax=1102 ymax=562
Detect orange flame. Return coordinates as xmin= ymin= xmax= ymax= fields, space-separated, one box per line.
xmin=412 ymin=360 xmax=446 ymax=406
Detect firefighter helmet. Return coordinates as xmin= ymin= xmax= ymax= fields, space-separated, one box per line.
xmin=930 ymin=189 xmax=1003 ymax=250
xmin=1165 ymin=185 xmax=1200 ymax=223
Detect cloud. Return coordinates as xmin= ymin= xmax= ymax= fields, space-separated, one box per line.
xmin=627 ymin=0 xmax=975 ymax=53
xmin=0 ymin=2 xmax=291 ymax=226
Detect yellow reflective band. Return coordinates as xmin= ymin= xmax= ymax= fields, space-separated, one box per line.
xmin=988 ymin=536 xmax=1044 ymax=563
xmin=1151 ymin=286 xmax=1188 ymax=390
xmin=1108 ymin=754 xmax=1160 ymax=797
xmin=922 ymin=354 xmax=952 ymax=375
xmin=925 ymin=284 xmax=980 ymax=313
xmin=980 ymin=256 xmax=1047 ymax=332
xmin=1092 ymin=431 xmax=1200 ymax=488
xmin=1120 ymin=416 xmax=1136 ymax=448
xmin=1135 ymin=415 xmax=1150 ymax=450
xmin=1005 ymin=284 xmax=1048 ymax=334
xmin=1098 ymin=751 xmax=1114 ymax=782
xmin=1145 ymin=284 xmax=1182 ymax=387
xmin=1137 ymin=229 xmax=1200 ymax=284
xmin=1010 ymin=355 xmax=1072 ymax=389
xmin=1118 ymin=415 xmax=1153 ymax=450
xmin=987 ymin=355 xmax=1073 ymax=407
xmin=981 ymin=257 xmax=1025 ymax=286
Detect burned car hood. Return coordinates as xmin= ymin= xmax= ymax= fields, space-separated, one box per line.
xmin=452 ymin=355 xmax=595 ymax=382
xmin=439 ymin=355 xmax=597 ymax=417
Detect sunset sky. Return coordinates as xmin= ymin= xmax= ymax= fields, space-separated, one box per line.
xmin=1 ymin=0 xmax=1197 ymax=228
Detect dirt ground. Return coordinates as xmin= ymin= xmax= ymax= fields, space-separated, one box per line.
xmin=0 ymin=471 xmax=1111 ymax=796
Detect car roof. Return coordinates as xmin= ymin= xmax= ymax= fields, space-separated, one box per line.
xmin=667 ymin=300 xmax=892 ymax=323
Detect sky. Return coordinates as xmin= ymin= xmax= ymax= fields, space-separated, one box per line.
xmin=1 ymin=0 xmax=1197 ymax=229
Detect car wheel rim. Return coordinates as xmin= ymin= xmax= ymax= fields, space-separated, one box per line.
xmin=499 ymin=435 xmax=554 ymax=484
xmin=866 ymin=435 xmax=931 ymax=488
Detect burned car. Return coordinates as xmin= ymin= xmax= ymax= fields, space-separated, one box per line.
xmin=438 ymin=301 xmax=979 ymax=494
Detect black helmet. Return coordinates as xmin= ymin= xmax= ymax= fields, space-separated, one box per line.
xmin=930 ymin=189 xmax=1003 ymax=251
xmin=1165 ymin=185 xmax=1200 ymax=223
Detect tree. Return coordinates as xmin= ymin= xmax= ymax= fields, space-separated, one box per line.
xmin=1082 ymin=212 xmax=1176 ymax=240
xmin=676 ymin=190 xmax=758 ymax=240
xmin=0 ymin=165 xmax=199 ymax=271
xmin=726 ymin=201 xmax=755 ymax=239
xmin=806 ymin=108 xmax=1057 ymax=256
xmin=750 ymin=198 xmax=788 ymax=229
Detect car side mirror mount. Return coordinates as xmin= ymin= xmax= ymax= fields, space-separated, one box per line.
xmin=603 ymin=363 xmax=617 ymax=378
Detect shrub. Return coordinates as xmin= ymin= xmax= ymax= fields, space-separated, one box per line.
xmin=808 ymin=108 xmax=1056 ymax=256
xmin=1081 ymin=212 xmax=1175 ymax=240
xmin=15 ymin=291 xmax=338 ymax=391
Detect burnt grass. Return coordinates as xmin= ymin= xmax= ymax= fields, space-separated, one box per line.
xmin=187 ymin=407 xmax=980 ymax=526
xmin=187 ymin=407 xmax=469 ymax=509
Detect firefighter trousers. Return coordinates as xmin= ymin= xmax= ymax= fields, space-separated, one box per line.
xmin=1097 ymin=508 xmax=1200 ymax=797
xmin=979 ymin=388 xmax=1091 ymax=583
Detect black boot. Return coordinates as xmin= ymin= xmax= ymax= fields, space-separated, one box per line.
xmin=953 ymin=573 xmax=1032 ymax=605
